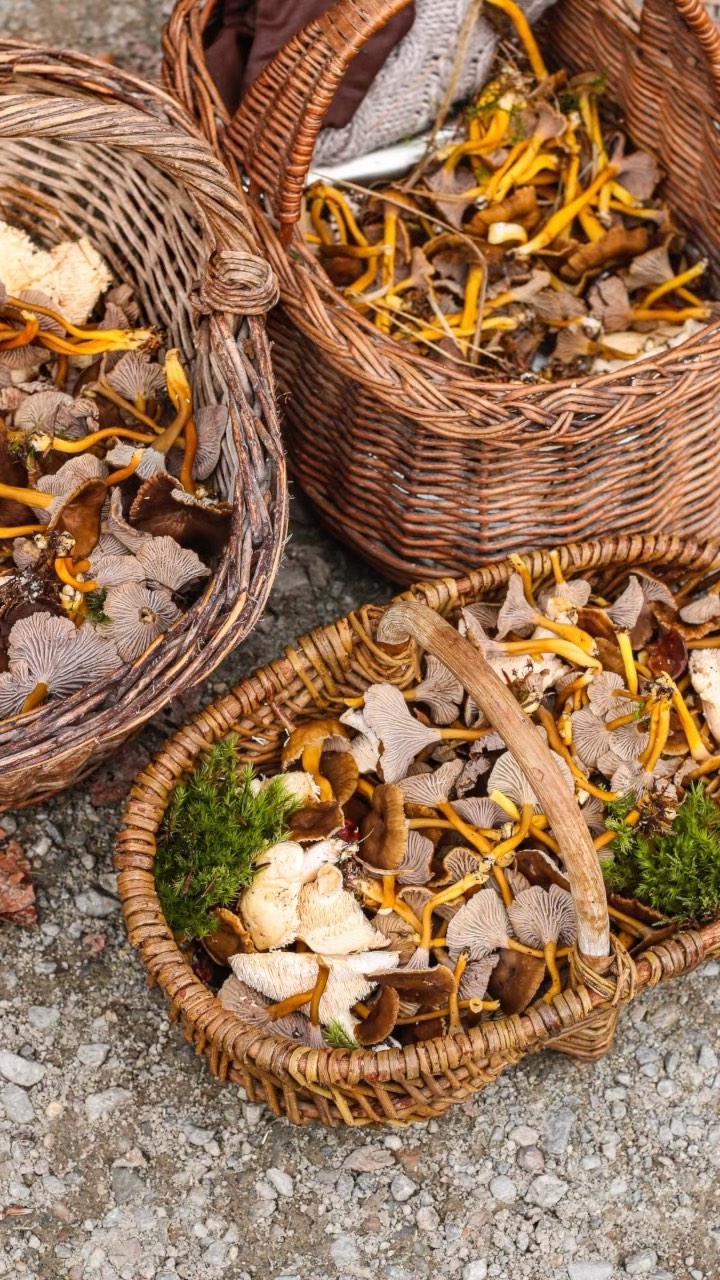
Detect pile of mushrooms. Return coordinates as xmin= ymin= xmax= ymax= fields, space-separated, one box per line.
xmin=303 ymin=0 xmax=715 ymax=378
xmin=0 ymin=224 xmax=231 ymax=718
xmin=210 ymin=555 xmax=720 ymax=1050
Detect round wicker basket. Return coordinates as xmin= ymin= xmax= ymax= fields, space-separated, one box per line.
xmin=162 ymin=0 xmax=720 ymax=583
xmin=0 ymin=44 xmax=286 ymax=809
xmin=117 ymin=533 xmax=720 ymax=1129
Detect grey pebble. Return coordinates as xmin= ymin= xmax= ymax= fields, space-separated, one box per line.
xmin=74 ymin=888 xmax=117 ymax=918
xmin=509 ymin=1124 xmax=539 ymax=1146
xmin=517 ymin=1145 xmax=545 ymax=1173
xmin=417 ymin=1206 xmax=441 ymax=1231
xmin=344 ymin=1145 xmax=395 ymax=1172
xmin=391 ymin=1173 xmax=417 ymax=1202
xmin=28 ymin=1006 xmax=60 ymax=1031
xmin=0 ymin=1084 xmax=35 ymax=1123
xmin=568 ymin=1265 xmax=614 ymax=1280
xmin=266 ymin=1167 xmax=294 ymax=1197
xmin=111 ymin=1166 xmax=145 ymax=1204
xmin=77 ymin=1043 xmax=110 ymax=1068
xmin=526 ymin=1174 xmax=569 ymax=1208
xmin=543 ymin=1106 xmax=577 ymax=1154
xmin=0 ymin=1050 xmax=45 ymax=1088
xmin=462 ymin=1264 xmax=488 ymax=1280
xmin=330 ymin=1235 xmax=360 ymax=1268
xmin=698 ymin=1044 xmax=718 ymax=1071
xmin=624 ymin=1250 xmax=658 ymax=1275
xmin=489 ymin=1175 xmax=518 ymax=1203
xmin=182 ymin=1121 xmax=214 ymax=1146
xmin=656 ymin=1079 xmax=677 ymax=1098
xmin=85 ymin=1088 xmax=131 ymax=1121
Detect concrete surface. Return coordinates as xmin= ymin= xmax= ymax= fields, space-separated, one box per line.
xmin=1 ymin=4 xmax=719 ymax=1279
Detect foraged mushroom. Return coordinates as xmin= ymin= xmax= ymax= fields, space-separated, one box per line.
xmin=217 ymin=975 xmax=325 ymax=1047
xmin=229 ymin=949 xmax=400 ymax=1035
xmin=508 ymin=884 xmax=577 ymax=1000
xmin=297 ymin=863 xmax=389 ymax=954
xmin=101 ymin=582 xmax=180 ymax=661
xmin=237 ymin=840 xmax=305 ymax=951
xmin=0 ymin=610 xmax=118 ymax=714
xmin=689 ymin=649 xmax=720 ymax=746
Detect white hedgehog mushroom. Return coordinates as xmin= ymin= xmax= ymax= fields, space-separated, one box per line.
xmin=0 ymin=220 xmax=112 ymax=323
xmin=689 ymin=649 xmax=720 ymax=746
xmin=229 ymin=949 xmax=400 ymax=1036
xmin=297 ymin=863 xmax=389 ymax=955
xmin=237 ymin=841 xmax=305 ymax=951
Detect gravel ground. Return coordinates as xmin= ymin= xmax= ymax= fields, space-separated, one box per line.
xmin=2 ymin=5 xmax=720 ymax=1279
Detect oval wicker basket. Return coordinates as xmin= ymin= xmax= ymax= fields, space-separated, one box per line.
xmin=117 ymin=533 xmax=720 ymax=1129
xmin=162 ymin=0 xmax=720 ymax=584
xmin=0 ymin=44 xmax=286 ymax=809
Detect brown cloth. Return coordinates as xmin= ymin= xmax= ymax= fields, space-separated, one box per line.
xmin=204 ymin=0 xmax=415 ymax=124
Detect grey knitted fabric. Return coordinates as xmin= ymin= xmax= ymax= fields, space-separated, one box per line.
xmin=315 ymin=0 xmax=556 ymax=165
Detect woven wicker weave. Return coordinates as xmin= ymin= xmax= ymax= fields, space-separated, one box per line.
xmin=162 ymin=0 xmax=720 ymax=583
xmin=117 ymin=533 xmax=720 ymax=1128
xmin=0 ymin=44 xmax=286 ymax=809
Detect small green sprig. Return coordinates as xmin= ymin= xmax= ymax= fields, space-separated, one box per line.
xmin=85 ymin=588 xmax=110 ymax=626
xmin=603 ymin=784 xmax=720 ymax=919
xmin=155 ymin=737 xmax=299 ymax=939
xmin=324 ymin=1020 xmax=360 ymax=1050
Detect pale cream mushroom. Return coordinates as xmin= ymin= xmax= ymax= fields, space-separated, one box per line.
xmin=300 ymin=836 xmax=354 ymax=884
xmin=407 ymin=655 xmax=463 ymax=725
xmin=256 ymin=771 xmax=320 ymax=807
xmin=87 ymin=550 xmax=146 ymax=588
xmin=446 ymin=889 xmax=516 ymax=961
xmin=339 ymin=705 xmax=382 ymax=774
xmin=680 ymin=595 xmax=720 ymax=626
xmin=238 ymin=840 xmax=304 ymax=951
xmin=508 ymin=883 xmax=577 ymax=1001
xmin=105 ymin=351 xmax=166 ymax=406
xmin=363 ymin=682 xmax=441 ymax=782
xmin=571 ymin=706 xmax=647 ymax=771
xmin=229 ymin=949 xmax=399 ymax=1035
xmin=101 ymin=582 xmax=180 ymax=661
xmin=689 ymin=649 xmax=720 ymax=745
xmin=586 ymin=670 xmax=627 ymax=721
xmin=297 ymin=863 xmax=388 ymax=955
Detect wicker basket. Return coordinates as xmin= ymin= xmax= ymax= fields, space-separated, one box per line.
xmin=0 ymin=44 xmax=286 ymax=809
xmin=162 ymin=0 xmax=720 ymax=584
xmin=117 ymin=533 xmax=720 ymax=1128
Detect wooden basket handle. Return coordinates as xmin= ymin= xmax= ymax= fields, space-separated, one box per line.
xmin=223 ymin=0 xmax=720 ymax=241
xmin=0 ymin=93 xmax=278 ymax=315
xmin=225 ymin=0 xmax=412 ymax=241
xmin=378 ymin=599 xmax=611 ymax=959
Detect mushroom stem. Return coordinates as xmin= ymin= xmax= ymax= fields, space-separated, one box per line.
xmin=493 ymin=866 xmax=513 ymax=907
xmin=0 ymin=314 xmax=40 ymax=348
xmin=21 ymin=681 xmax=48 ymax=713
xmin=0 ymin=482 xmax=52 ymax=510
xmin=542 ymin=940 xmax=562 ymax=1003
xmin=438 ymin=800 xmax=493 ymax=854
xmin=497 ymin=636 xmax=601 ymax=669
xmin=0 ymin=523 xmax=47 ymax=538
xmin=448 ymin=951 xmax=468 ymax=1031
xmin=605 ymin=711 xmax=641 ymax=731
xmin=179 ymin=415 xmax=198 ymax=494
xmin=94 ymin=382 xmax=164 ymax=433
xmin=508 ymin=554 xmax=537 ymax=606
xmin=394 ymin=998 xmax=500 ymax=1025
xmin=687 ymin=755 xmax=720 ymax=780
xmin=491 ymin=801 xmax=535 ymax=863
xmin=420 ymin=872 xmax=484 ymax=950
xmin=380 ymin=874 xmax=397 ymax=912
xmin=506 ymin=938 xmax=546 ymax=959
xmin=490 ymin=789 xmax=520 ymax=821
xmin=38 ymin=330 xmax=155 ymax=357
xmin=40 ymin=426 xmax=155 ymax=453
xmin=266 ymin=987 xmax=317 ymax=1021
xmin=5 ymin=295 xmax=149 ymax=345
xmin=548 ymin=549 xmax=566 ymax=587
xmin=301 ymin=744 xmax=323 ymax=776
xmin=606 ymin=904 xmax=652 ymax=937
xmin=309 ymin=962 xmax=330 ymax=1025
xmin=615 ymin=631 xmax=638 ymax=696
xmin=485 ymin=0 xmax=548 ymax=80
xmin=54 ymin=558 xmax=98 ymax=593
xmin=529 ymin=824 xmax=560 ymax=854
xmin=516 ymin=164 xmax=618 ymax=257
xmin=537 ymin=706 xmax=618 ymax=801
xmin=670 ymin=686 xmax=712 ymax=762
xmin=152 ymin=350 xmax=193 ymax=455
xmin=530 ymin=614 xmax=597 ymax=656
xmin=106 ymin=451 xmax=142 ymax=486
xmin=640 ymin=698 xmax=671 ymax=771
xmin=408 ymin=818 xmax=455 ymax=830
xmin=593 ymin=808 xmax=640 ymax=851
xmin=643 ymin=259 xmax=707 ymax=309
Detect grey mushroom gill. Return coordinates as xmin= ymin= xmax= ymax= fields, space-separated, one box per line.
xmin=0 ymin=272 xmax=229 ymax=717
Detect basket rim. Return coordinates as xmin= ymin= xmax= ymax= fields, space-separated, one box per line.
xmin=116 ymin=532 xmax=720 ymax=1096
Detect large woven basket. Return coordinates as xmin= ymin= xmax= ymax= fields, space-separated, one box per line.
xmin=117 ymin=533 xmax=720 ymax=1129
xmin=0 ymin=44 xmax=286 ymax=809
xmin=162 ymin=0 xmax=720 ymax=583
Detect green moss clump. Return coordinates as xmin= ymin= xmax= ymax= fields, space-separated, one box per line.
xmin=324 ymin=1020 xmax=360 ymax=1050
xmin=603 ymin=784 xmax=720 ymax=919
xmin=155 ymin=737 xmax=299 ymax=939
xmin=85 ymin=588 xmax=110 ymax=626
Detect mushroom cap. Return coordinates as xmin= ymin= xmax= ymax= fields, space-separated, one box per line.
xmin=623 ymin=243 xmax=674 ymax=291
xmin=35 ymin=454 xmax=108 ymax=503
xmin=193 ymin=405 xmax=228 ymax=481
xmin=579 ymin=793 xmax=607 ymax=835
xmin=412 ymin=656 xmax=464 ymax=725
xmin=300 ymin=836 xmax=353 ymax=884
xmin=101 ymin=582 xmax=180 ymax=662
xmin=281 ymin=717 xmax=349 ymax=767
xmin=538 ymin=576 xmax=592 ymax=617
xmin=287 ymin=801 xmax=345 ymax=842
xmin=135 ymin=536 xmax=210 ymax=593
xmin=634 ymin=568 xmax=678 ymax=611
xmin=105 ymin=351 xmax=166 ymax=403
xmin=496 ymin=573 xmax=536 ymax=639
xmin=489 ymin=868 xmax=531 ymax=899
xmin=319 ymin=748 xmax=359 ymax=806
xmin=237 ymin=840 xmax=304 ymax=951
xmin=229 ymin=949 xmax=399 ymax=1035
xmin=397 ymin=758 xmax=464 ymax=807
xmin=487 ymin=947 xmax=547 ymax=1015
xmin=570 ymin=707 xmax=610 ymax=770
xmin=507 ymin=883 xmax=577 ymax=947
xmin=129 ymin=473 xmax=232 ymax=555
xmin=14 ymin=389 xmax=98 ymax=439
xmin=258 ymin=770 xmax=319 ymax=807
xmin=105 ymin=441 xmax=168 ymax=481
xmin=440 ymin=846 xmax=486 ymax=885
xmin=453 ymin=796 xmax=507 ymax=829
xmin=372 ymin=910 xmax=418 ymax=964
xmin=106 ymin=487 xmax=154 ymax=553
xmin=217 ymin=974 xmax=325 ymax=1045
xmin=610 ymin=755 xmax=676 ymax=800
xmin=354 ymin=985 xmax=400 ymax=1046
xmin=586 ymin=670 xmax=626 ymax=721
xmin=396 ymin=829 xmax=434 ymax=886
xmin=0 ymin=662 xmax=36 ymax=716
xmin=358 ymin=782 xmax=408 ymax=871
xmin=47 ymin=477 xmax=107 ymax=559
xmin=446 ymin=889 xmax=512 ymax=961
xmin=363 ymin=682 xmax=440 ymax=783
xmin=487 ymin=750 xmax=548 ymax=810
xmin=587 ymin=275 xmax=632 ymax=333
xmin=608 ymin=576 xmax=644 ymax=630
xmin=689 ymin=648 xmax=720 ymax=745
xmin=87 ymin=550 xmax=146 ymax=588
xmin=297 ymin=863 xmax=389 ymax=955
xmin=8 ymin=612 xmax=119 ymax=697
xmin=680 ymin=594 xmax=720 ymax=626
xmin=457 ymin=955 xmax=498 ymax=1000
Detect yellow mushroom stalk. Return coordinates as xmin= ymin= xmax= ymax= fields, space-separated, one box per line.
xmin=516 ymin=164 xmax=619 ymax=257
xmin=485 ymin=0 xmax=548 ymax=81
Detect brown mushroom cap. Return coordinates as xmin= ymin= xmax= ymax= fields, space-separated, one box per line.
xmin=129 ymin=473 xmax=232 ymax=555
xmin=374 ymin=964 xmax=454 ymax=1004
xmin=47 ymin=477 xmax=107 ymax=559
xmin=319 ymin=748 xmax=359 ymax=805
xmin=353 ymin=985 xmax=401 ymax=1046
xmin=281 ymin=718 xmax=349 ymax=768
xmin=202 ymin=906 xmax=253 ymax=965
xmin=487 ymin=947 xmax=546 ymax=1015
xmin=358 ymin=782 xmax=408 ymax=871
xmin=287 ymin=801 xmax=346 ymax=842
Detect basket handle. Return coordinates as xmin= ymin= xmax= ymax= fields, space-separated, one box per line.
xmin=224 ymin=0 xmax=413 ymax=241
xmin=0 ymin=93 xmax=278 ymax=315
xmin=378 ymin=599 xmax=611 ymax=959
